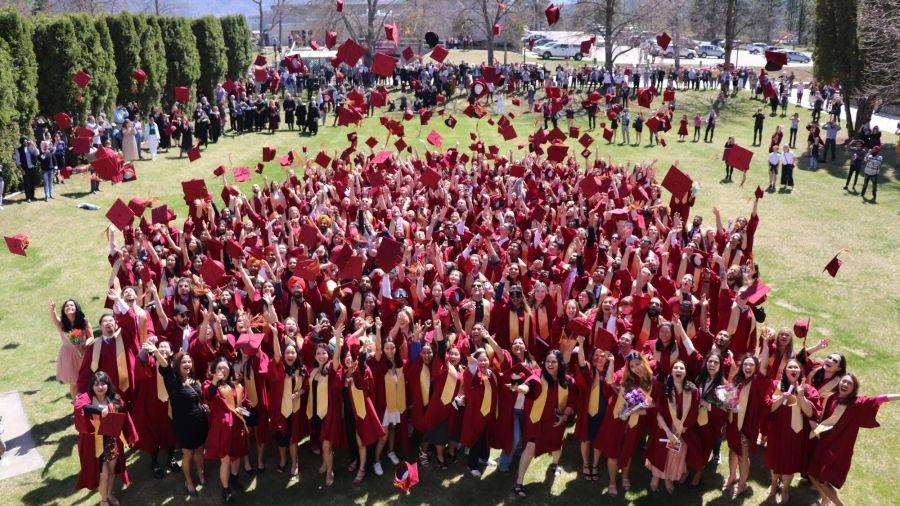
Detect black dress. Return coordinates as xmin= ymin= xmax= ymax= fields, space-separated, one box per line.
xmin=161 ymin=364 xmax=209 ymax=450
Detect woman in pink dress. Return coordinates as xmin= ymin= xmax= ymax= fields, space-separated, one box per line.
xmin=50 ymin=299 xmax=92 ymax=399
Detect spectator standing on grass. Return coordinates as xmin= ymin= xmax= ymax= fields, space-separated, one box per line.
xmin=844 ymin=141 xmax=866 ymax=191
xmin=704 ymin=110 xmax=717 ymax=143
xmin=13 ymin=135 xmax=39 ymax=202
xmin=752 ymin=108 xmax=765 ymax=146
xmin=789 ymin=113 xmax=799 ymax=148
xmin=39 ymin=143 xmax=55 ymax=201
xmin=693 ymin=112 xmax=702 ymax=142
xmin=620 ymin=109 xmax=630 ymax=144
xmin=823 ymin=120 xmax=841 ymax=162
xmin=860 ymin=146 xmax=882 ymax=203
xmin=781 ymin=144 xmax=796 ymax=192
xmin=53 ymin=133 xmax=66 ymax=184
xmin=767 ymin=145 xmax=782 ymax=191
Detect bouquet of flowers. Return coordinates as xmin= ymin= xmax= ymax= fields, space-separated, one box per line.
xmin=690 ymin=180 xmax=703 ymax=196
xmin=618 ymin=388 xmax=651 ymax=420
xmin=704 ymin=384 xmax=734 ymax=411
xmin=67 ymin=329 xmax=84 ymax=346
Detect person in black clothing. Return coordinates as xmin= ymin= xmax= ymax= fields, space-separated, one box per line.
xmin=13 ymin=136 xmax=39 ymax=202
xmin=723 ymin=136 xmax=736 ymax=182
xmin=585 ymin=100 xmax=597 ymax=130
xmin=752 ymin=108 xmax=765 ymax=146
xmin=307 ymin=101 xmax=319 ymax=135
xmin=844 ymin=141 xmax=865 ymax=191
xmin=195 ymin=111 xmax=210 ymax=149
xmin=296 ymin=100 xmax=307 ymax=134
xmin=160 ymin=350 xmax=209 ymax=497
xmin=209 ymin=107 xmax=221 ymax=143
xmin=179 ymin=117 xmax=194 ymax=158
xmin=283 ymin=94 xmax=296 ymax=131
xmin=255 ymin=97 xmax=267 ymax=132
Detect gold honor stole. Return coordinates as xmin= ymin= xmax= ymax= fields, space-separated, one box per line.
xmin=729 ymin=381 xmax=753 ymax=430
xmin=465 ymin=300 xmax=492 ymax=330
xmin=384 ymin=367 xmax=407 ymax=414
xmin=244 ymin=362 xmax=259 ymax=407
xmin=529 ymin=378 xmax=569 ymax=423
xmin=813 ymin=368 xmax=840 ymax=403
xmin=350 ymin=372 xmax=368 ymax=419
xmin=534 ymin=306 xmax=550 ymax=339
xmin=722 ymin=241 xmax=744 ymax=267
xmin=220 ymin=384 xmax=248 ymax=429
xmin=810 ymin=402 xmax=847 ymax=439
xmin=668 ymin=390 xmax=693 ymax=437
xmin=439 ymin=364 xmax=461 ymax=405
xmin=306 ymin=374 xmax=329 ymax=419
xmin=588 ymin=370 xmax=602 ymax=416
xmin=613 ymin=387 xmax=649 ymax=428
xmin=771 ymin=386 xmax=803 ymax=433
xmin=480 ymin=372 xmax=494 ymax=416
xmin=281 ymin=372 xmax=302 ymax=418
xmin=156 ymin=363 xmax=172 ymax=419
xmin=419 ymin=364 xmax=431 ymax=405
xmin=91 ymin=334 xmax=129 ymax=393
xmin=509 ymin=308 xmax=532 ymax=346
xmin=91 ymin=403 xmax=127 ymax=458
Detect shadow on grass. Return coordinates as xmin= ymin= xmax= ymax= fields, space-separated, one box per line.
xmin=3 ymin=342 xmax=20 ymax=350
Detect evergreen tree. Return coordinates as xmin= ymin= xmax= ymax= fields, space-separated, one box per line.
xmin=191 ymin=16 xmax=227 ymax=99
xmin=68 ymin=14 xmax=114 ymax=123
xmin=159 ymin=16 xmax=200 ymax=107
xmin=0 ymin=38 xmax=22 ymax=190
xmin=106 ymin=12 xmax=142 ymax=105
xmin=31 ymin=16 xmax=81 ymax=120
xmin=133 ymin=14 xmax=168 ymax=112
xmin=91 ymin=17 xmax=118 ymax=115
xmin=220 ymin=15 xmax=253 ymax=81
xmin=0 ymin=8 xmax=39 ymax=134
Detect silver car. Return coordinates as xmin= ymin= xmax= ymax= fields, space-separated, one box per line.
xmin=782 ymin=50 xmax=811 ymax=63
xmin=695 ymin=44 xmax=725 ymax=58
xmin=664 ymin=46 xmax=697 ymax=59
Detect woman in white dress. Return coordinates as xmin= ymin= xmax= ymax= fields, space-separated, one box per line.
xmin=121 ymin=119 xmax=139 ymax=162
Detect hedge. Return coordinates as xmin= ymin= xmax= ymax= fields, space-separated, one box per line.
xmin=31 ymin=16 xmax=82 ymax=121
xmin=0 ymin=8 xmax=39 ymax=135
xmin=192 ymin=16 xmax=227 ymax=100
xmin=106 ymin=13 xmax=143 ymax=105
xmin=221 ymin=15 xmax=253 ymax=82
xmin=159 ymin=16 xmax=201 ymax=108
xmin=68 ymin=14 xmax=117 ymax=123
xmin=134 ymin=14 xmax=168 ymax=111
xmin=0 ymin=38 xmax=20 ymax=191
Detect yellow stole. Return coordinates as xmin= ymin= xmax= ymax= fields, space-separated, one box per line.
xmin=613 ymin=386 xmax=649 ymax=428
xmin=439 ymin=363 xmax=461 ymax=405
xmin=534 ymin=306 xmax=550 ymax=338
xmin=479 ymin=372 xmax=494 ymax=416
xmin=771 ymin=385 xmax=803 ymax=433
xmin=156 ymin=363 xmax=172 ymax=419
xmin=306 ymin=373 xmax=329 ymax=419
xmin=384 ymin=366 xmax=407 ymax=414
xmin=91 ymin=333 xmax=129 ymax=393
xmin=529 ymin=378 xmax=568 ymax=423
xmin=91 ymin=402 xmax=127 ymax=458
xmin=815 ymin=372 xmax=840 ymax=404
xmin=244 ymin=361 xmax=259 ymax=407
xmin=810 ymin=402 xmax=847 ymax=439
xmin=734 ymin=381 xmax=753 ymax=430
xmin=465 ymin=300 xmax=492 ymax=331
xmin=281 ymin=369 xmax=302 ymax=418
xmin=419 ymin=364 xmax=431 ymax=405
xmin=668 ymin=389 xmax=693 ymax=436
xmin=723 ymin=242 xmax=743 ymax=267
xmin=509 ymin=308 xmax=532 ymax=345
xmin=220 ymin=384 xmax=248 ymax=429
xmin=588 ymin=370 xmax=602 ymax=416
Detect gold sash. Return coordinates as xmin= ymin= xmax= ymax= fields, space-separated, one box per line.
xmin=306 ymin=374 xmax=329 ymax=419
xmin=772 ymin=386 xmax=803 ymax=433
xmin=281 ymin=372 xmax=301 ymax=418
xmin=221 ymin=384 xmax=248 ymax=430
xmin=509 ymin=308 xmax=532 ymax=346
xmin=736 ymin=381 xmax=752 ymax=430
xmin=535 ymin=306 xmax=550 ymax=338
xmin=588 ymin=371 xmax=602 ymax=416
xmin=466 ymin=300 xmax=493 ymax=331
xmin=480 ymin=373 xmax=493 ymax=416
xmin=384 ymin=367 xmax=406 ymax=414
xmin=529 ymin=378 xmax=568 ymax=423
xmin=810 ymin=403 xmax=847 ymax=439
xmin=91 ymin=333 xmax=129 ymax=393
xmin=244 ymin=362 xmax=259 ymax=407
xmin=439 ymin=364 xmax=460 ymax=405
xmin=351 ymin=380 xmax=367 ymax=419
xmin=91 ymin=403 xmax=127 ymax=458
xmin=814 ymin=369 xmax=840 ymax=403
xmin=668 ymin=389 xmax=693 ymax=436
xmin=698 ymin=404 xmax=709 ymax=426
xmin=156 ymin=363 xmax=172 ymax=419
xmin=419 ymin=365 xmax=431 ymax=405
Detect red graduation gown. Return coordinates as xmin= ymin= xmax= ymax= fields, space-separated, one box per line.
xmin=404 ymin=355 xmax=436 ymax=433
xmin=645 ymin=382 xmax=700 ymax=471
xmin=686 ymin=380 xmax=730 ymax=471
xmin=306 ymin=367 xmax=347 ymax=448
xmin=806 ymin=395 xmax=888 ymax=488
xmin=725 ymin=374 xmax=773 ymax=456
xmin=459 ymin=368 xmax=498 ymax=448
xmin=202 ymin=381 xmax=249 ymax=460
xmin=131 ymin=356 xmax=177 ymax=452
xmin=266 ymin=361 xmax=309 ymax=444
xmin=422 ymin=355 xmax=463 ymax=435
xmin=77 ymin=334 xmax=139 ymax=402
xmin=521 ymin=374 xmax=577 ymax=457
xmin=593 ymin=382 xmax=652 ymax=468
xmin=73 ymin=393 xmax=137 ymax=491
xmin=764 ymin=382 xmax=821 ymax=474
xmin=492 ymin=354 xmax=540 ymax=452
xmin=573 ymin=364 xmax=615 ymax=442
xmin=343 ymin=365 xmax=387 ymax=446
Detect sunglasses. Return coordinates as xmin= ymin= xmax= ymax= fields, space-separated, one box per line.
xmin=510 ymin=292 xmax=524 ymax=298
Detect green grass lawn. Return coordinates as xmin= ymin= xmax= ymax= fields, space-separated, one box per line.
xmin=0 ymin=85 xmax=897 ymax=505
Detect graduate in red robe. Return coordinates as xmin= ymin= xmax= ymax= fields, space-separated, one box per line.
xmin=132 ymin=340 xmax=177 ymax=478
xmin=685 ymin=349 xmax=730 ymax=485
xmin=421 ymin=321 xmax=464 ymax=469
xmin=371 ymin=319 xmax=409 ymax=472
xmin=74 ymin=371 xmax=137 ymax=504
xmin=459 ymin=348 xmax=499 ymax=477
xmin=339 ymin=338 xmax=387 ymax=483
xmin=807 ymin=374 xmax=900 ymax=506
xmin=204 ymin=358 xmax=250 ymax=503
xmin=305 ymin=331 xmax=347 ymax=487
xmin=645 ymin=360 xmax=700 ymax=493
xmin=489 ymin=281 xmax=535 ymax=352
xmin=594 ymin=351 xmax=654 ymax=497
xmin=267 ymin=337 xmax=306 ymax=480
xmin=573 ymin=336 xmax=615 ymax=482
xmin=512 ymin=349 xmax=576 ymax=498
xmin=493 ymin=336 xmax=541 ymax=473
xmin=763 ymin=358 xmax=821 ymax=504
xmin=77 ymin=311 xmax=139 ymax=403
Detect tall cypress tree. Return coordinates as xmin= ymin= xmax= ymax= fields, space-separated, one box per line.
xmin=31 ymin=16 xmax=81 ymax=120
xmin=92 ymin=17 xmax=118 ymax=116
xmin=220 ymin=15 xmax=253 ymax=81
xmin=133 ymin=14 xmax=168 ymax=112
xmin=106 ymin=12 xmax=142 ymax=105
xmin=0 ymin=38 xmax=21 ymax=190
xmin=191 ymin=16 xmax=227 ymax=99
xmin=68 ymin=14 xmax=113 ymax=123
xmin=159 ymin=16 xmax=200 ymax=107
xmin=0 ymin=8 xmax=39 ymax=135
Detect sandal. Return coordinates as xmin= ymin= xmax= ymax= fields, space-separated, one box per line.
xmin=324 ymin=472 xmax=334 ymax=487
xmin=607 ymin=484 xmax=618 ymax=497
xmin=732 ymin=483 xmax=748 ymax=499
xmin=622 ymin=478 xmax=631 ymax=491
xmin=513 ymin=484 xmax=527 ymax=497
xmin=353 ymin=468 xmax=366 ymax=483
xmin=582 ymin=466 xmax=592 ymax=480
xmin=347 ymin=460 xmax=359 ymax=473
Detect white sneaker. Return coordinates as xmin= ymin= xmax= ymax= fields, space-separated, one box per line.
xmin=485 ymin=458 xmax=498 ymax=467
xmin=373 ymin=461 xmax=384 ymax=476
xmin=470 ymin=469 xmax=482 ymax=478
xmin=387 ymin=451 xmax=400 ymax=465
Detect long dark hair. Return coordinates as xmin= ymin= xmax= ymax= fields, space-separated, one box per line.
xmin=779 ymin=358 xmax=805 ymax=392
xmin=812 ymin=354 xmax=847 ymax=386
xmin=542 ymin=349 xmax=569 ymax=387
xmin=696 ymin=351 xmax=725 ymax=393
xmin=60 ymin=299 xmax=87 ymax=332
xmin=836 ymin=373 xmax=860 ymax=405
xmin=664 ymin=361 xmax=696 ymax=402
xmin=282 ymin=342 xmax=303 ymax=377
xmin=90 ymin=371 xmax=123 ymax=410
xmin=383 ymin=337 xmax=404 ymax=369
xmin=732 ymin=353 xmax=759 ymax=386
xmin=210 ymin=356 xmax=235 ymax=383
xmin=172 ymin=351 xmax=197 ymax=383
xmin=511 ymin=337 xmax=536 ymax=368
xmin=655 ymin=322 xmax=676 ymax=352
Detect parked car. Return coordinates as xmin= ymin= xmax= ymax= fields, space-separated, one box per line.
xmin=537 ymin=42 xmax=587 ymax=60
xmin=746 ymin=42 xmax=768 ymax=54
xmin=522 ymin=33 xmax=550 ymax=46
xmin=782 ymin=50 xmax=811 ymax=63
xmin=711 ymin=38 xmax=725 ymax=47
xmin=695 ymin=44 xmax=725 ymax=58
xmin=664 ymin=45 xmax=697 ymax=59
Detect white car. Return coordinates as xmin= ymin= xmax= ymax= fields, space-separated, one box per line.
xmin=782 ymin=50 xmax=811 ymax=63
xmin=537 ymin=42 xmax=587 ymax=60
xmin=664 ymin=46 xmax=697 ymax=59
xmin=746 ymin=42 xmax=768 ymax=54
xmin=695 ymin=44 xmax=725 ymax=58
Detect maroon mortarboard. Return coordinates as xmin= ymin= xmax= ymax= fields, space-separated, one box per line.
xmin=91 ymin=156 xmax=120 ymax=181
xmin=426 ymin=129 xmax=443 ymax=147
xmin=512 ymin=97 xmax=521 ymax=106
xmin=723 ymin=144 xmax=753 ymax=172
xmin=151 ymin=204 xmax=172 ymax=225
xmin=608 ymin=208 xmax=629 ymax=221
xmin=200 ymin=258 xmax=226 ymax=287
xmin=97 ymin=412 xmax=126 ymax=436
xmin=181 ymin=178 xmax=208 ymax=201
xmin=53 ymin=112 xmax=71 ymax=129
xmin=372 ymin=52 xmax=397 ymax=77
xmin=77 ymin=126 xmax=95 ymax=138
xmin=497 ymin=115 xmax=511 ymax=128
xmin=72 ymin=70 xmax=91 ymax=88
xmin=631 ymin=185 xmax=649 ymax=202
xmin=393 ymin=461 xmax=420 ymax=495
xmin=337 ymin=106 xmax=363 ymax=126
xmin=744 ymin=281 xmax=771 ymax=306
xmin=546 ymin=86 xmax=560 ymax=99
xmin=755 ymin=185 xmax=765 ymax=200
xmin=402 ymin=108 xmax=414 ymax=121
xmin=661 ymin=165 xmax=692 ymax=198
xmin=372 ymin=150 xmax=392 ymax=165
xmin=764 ymin=50 xmax=788 ymax=72
xmin=656 ymin=31 xmax=672 ymax=50
xmin=132 ymin=68 xmax=147 ymax=85
xmin=365 ymin=136 xmax=379 ymax=149
xmin=298 ymin=223 xmax=319 ymax=248
xmin=72 ymin=137 xmax=91 ymax=154
xmin=254 ymin=162 xmax=265 ymax=174
xmin=375 ymin=237 xmax=403 ymax=270
xmin=309 ymin=39 xmax=321 ymax=51
xmin=335 ymin=0 xmax=343 ymax=11
xmin=254 ymin=68 xmax=267 ymax=82
xmin=568 ymin=126 xmax=580 ymax=139
xmin=60 ymin=166 xmax=74 ymax=179
xmin=337 ymin=38 xmax=366 ymax=66
xmin=580 ymin=40 xmax=592 ymax=54
xmin=793 ymin=318 xmax=810 ymax=339
xmin=385 ymin=22 xmax=399 ymax=45
xmin=213 ymin=165 xmax=226 ymax=176
xmin=223 ymin=79 xmax=236 ymax=93
xmin=347 ymin=132 xmax=358 ymax=143
xmin=638 ymin=88 xmax=654 ymax=108
xmin=233 ymin=166 xmax=250 ymax=182
xmin=545 ymin=3 xmax=560 ymax=25
xmin=394 ymin=138 xmax=408 ymax=152
xmin=402 ymin=46 xmax=415 ymax=60
xmin=174 ymin=86 xmax=189 ymax=103
xmin=127 ymin=197 xmax=150 ymax=217
xmin=338 ymin=255 xmax=364 ymax=279
xmin=419 ymin=108 xmax=432 ymax=125
xmin=296 ymin=258 xmax=321 ymax=281
xmin=226 ymin=239 xmax=244 ymax=259
xmin=262 ymin=146 xmax=276 ymax=162
xmin=547 ymin=144 xmax=568 ymax=163
xmin=186 ymin=146 xmax=200 ymax=162
xmin=429 ymin=45 xmax=449 ymax=63
xmin=493 ymin=23 xmax=502 ymax=35
xmin=499 ymin=124 xmax=517 ymax=141
xmin=606 ymin=109 xmax=618 ymax=121
xmin=663 ymin=88 xmax=675 ymax=103
xmin=236 ymin=333 xmax=265 ymax=355
xmin=371 ymin=89 xmax=387 ymax=107
xmin=4 ymin=234 xmax=28 ymax=257
xmin=546 ymin=127 xmax=566 ymax=143
xmin=315 ymin=151 xmax=332 ymax=168
xmin=254 ymin=54 xmax=267 ymax=66
xmin=566 ymin=317 xmax=592 ymax=337
xmin=106 ymin=198 xmax=135 ymax=230
xmin=581 ymin=148 xmax=592 ymax=158
xmin=444 ymin=115 xmax=457 ymax=128
xmin=645 ymin=116 xmax=660 ymax=133
xmin=509 ymin=163 xmax=525 ymax=178
xmin=823 ymin=249 xmax=846 ymax=277
xmin=530 ymin=205 xmax=547 ymax=222
xmin=422 ymin=167 xmax=441 ymax=189
xmin=602 ymin=127 xmax=614 ymax=142
xmin=325 ymin=31 xmax=337 ymax=49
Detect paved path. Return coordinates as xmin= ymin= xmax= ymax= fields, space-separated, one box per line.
xmin=0 ymin=391 xmax=45 ymax=480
